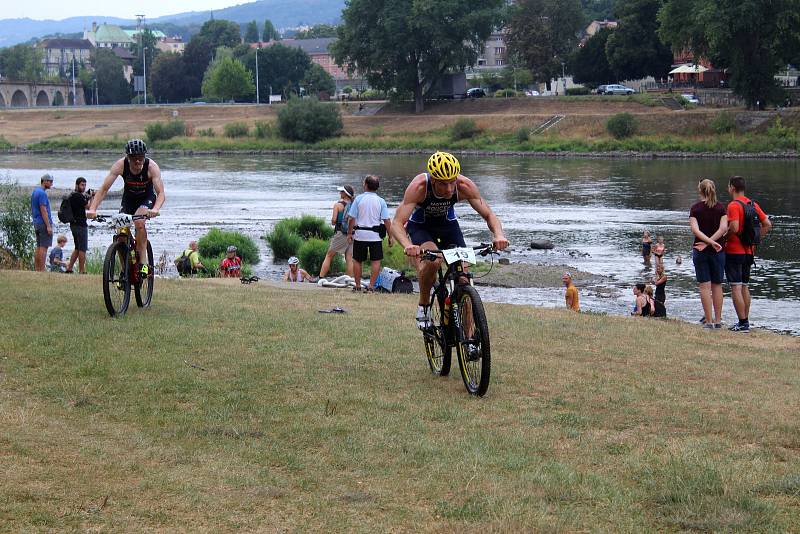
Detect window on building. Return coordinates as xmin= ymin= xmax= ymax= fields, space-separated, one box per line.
xmin=496 ymin=59 xmax=505 ymax=66
xmin=495 ymin=47 xmax=505 ymax=55
xmin=478 ymin=58 xmax=486 ymax=66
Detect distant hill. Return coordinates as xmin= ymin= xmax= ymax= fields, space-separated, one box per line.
xmin=0 ymin=0 xmax=345 ymax=48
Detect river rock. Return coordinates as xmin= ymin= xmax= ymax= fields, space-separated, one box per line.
xmin=498 ymin=257 xmax=510 ymax=265
xmin=530 ymin=239 xmax=554 ymax=250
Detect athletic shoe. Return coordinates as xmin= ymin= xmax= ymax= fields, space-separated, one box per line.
xmin=703 ymin=323 xmax=715 ymax=330
xmin=699 ymin=316 xmax=707 ymax=324
xmin=729 ymin=323 xmax=750 ymax=333
xmin=713 ymin=323 xmax=722 ymax=329
xmin=416 ymin=306 xmax=432 ymax=330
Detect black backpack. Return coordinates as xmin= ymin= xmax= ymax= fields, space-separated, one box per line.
xmin=57 ymin=195 xmax=74 ymax=224
xmin=175 ymin=249 xmax=193 ymax=275
xmin=735 ymin=199 xmax=762 ymax=247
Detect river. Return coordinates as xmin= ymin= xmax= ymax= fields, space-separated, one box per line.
xmin=2 ymin=153 xmax=799 ymax=334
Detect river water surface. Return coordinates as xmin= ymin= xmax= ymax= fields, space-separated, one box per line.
xmin=2 ymin=153 xmax=798 ymax=334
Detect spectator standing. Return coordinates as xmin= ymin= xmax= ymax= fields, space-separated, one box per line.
xmin=65 ymin=177 xmax=92 ymax=274
xmin=319 ymin=185 xmax=355 ymax=279
xmin=49 ymin=235 xmax=68 ymax=272
xmin=219 ymin=246 xmax=242 ymax=278
xmin=689 ymin=179 xmax=727 ymax=328
xmin=31 ymin=174 xmax=54 ymax=271
xmin=176 ymin=241 xmax=204 ymax=277
xmin=654 ymin=264 xmax=667 ymax=304
xmin=562 ymin=272 xmax=580 ymax=312
xmin=724 ymin=176 xmax=772 ymax=332
xmin=347 ymin=175 xmax=392 ymax=291
xmin=641 ymin=230 xmax=652 ymax=263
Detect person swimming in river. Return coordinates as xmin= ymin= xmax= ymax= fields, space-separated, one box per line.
xmin=641 ymin=230 xmax=652 ymax=263
xmin=653 ymin=235 xmax=666 ymax=268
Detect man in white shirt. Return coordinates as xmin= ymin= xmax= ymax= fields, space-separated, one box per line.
xmin=347 ymin=175 xmax=392 ymax=291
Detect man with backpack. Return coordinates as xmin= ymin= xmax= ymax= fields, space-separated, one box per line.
xmin=724 ymin=176 xmax=772 ymax=332
xmin=61 ymin=177 xmax=93 ymax=274
xmin=175 ymin=241 xmax=204 ymax=277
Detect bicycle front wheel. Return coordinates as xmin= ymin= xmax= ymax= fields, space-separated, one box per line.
xmin=134 ymin=240 xmax=154 ymax=308
xmin=424 ymin=286 xmax=451 ymax=376
xmin=454 ymin=285 xmax=491 ymax=396
xmin=103 ymin=241 xmax=131 ymax=317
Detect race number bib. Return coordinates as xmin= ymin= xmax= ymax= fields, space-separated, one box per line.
xmin=442 ymin=247 xmax=476 ymax=266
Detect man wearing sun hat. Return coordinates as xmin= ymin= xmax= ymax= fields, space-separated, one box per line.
xmin=31 ymin=173 xmax=55 ymax=272
xmin=319 ymin=184 xmax=355 ymax=279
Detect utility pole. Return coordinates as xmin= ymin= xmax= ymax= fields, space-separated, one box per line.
xmin=136 ymin=15 xmax=147 ymax=105
xmin=255 ymin=46 xmax=260 ymax=104
xmin=561 ymin=61 xmax=566 ymax=96
xmin=143 ymin=46 xmax=148 ymax=105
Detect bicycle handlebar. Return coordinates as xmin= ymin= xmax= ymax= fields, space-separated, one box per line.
xmin=94 ymin=213 xmax=157 ymax=223
xmin=421 ymin=243 xmax=496 ymax=262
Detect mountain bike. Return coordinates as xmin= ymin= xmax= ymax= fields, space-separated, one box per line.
xmin=95 ymin=213 xmax=155 ymax=317
xmin=421 ymin=243 xmax=495 ymax=397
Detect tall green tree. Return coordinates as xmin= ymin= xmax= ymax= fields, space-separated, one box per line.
xmin=332 ymin=0 xmax=504 ymax=113
xmin=506 ymin=0 xmax=585 ymax=85
xmin=295 ymin=24 xmax=338 ymax=39
xmin=151 ymin=52 xmax=192 ymax=103
xmin=605 ymin=0 xmax=672 ymax=81
xmin=131 ymin=28 xmax=159 ymax=78
xmin=183 ymin=20 xmax=243 ymax=97
xmin=581 ymin=0 xmax=615 ymax=20
xmin=571 ymin=27 xmax=616 ymax=86
xmin=0 ymin=44 xmax=45 ymax=81
xmin=238 ymin=43 xmax=312 ymax=98
xmin=243 ymin=20 xmax=260 ymax=43
xmin=659 ymin=0 xmax=800 ymax=109
xmin=302 ymin=63 xmax=336 ymax=95
xmin=263 ymin=19 xmax=279 ymax=41
xmin=202 ymin=56 xmax=255 ymax=102
xmin=93 ymin=48 xmax=132 ymax=105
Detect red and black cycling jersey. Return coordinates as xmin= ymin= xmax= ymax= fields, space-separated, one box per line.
xmin=122 ymin=157 xmax=153 ymax=197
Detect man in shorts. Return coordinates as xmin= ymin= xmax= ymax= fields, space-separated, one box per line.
xmin=391 ymin=151 xmax=509 ymax=328
xmin=86 ymin=139 xmax=165 ymax=278
xmin=66 ymin=177 xmax=92 ymax=274
xmin=319 ymin=184 xmax=354 ymax=278
xmin=31 ymin=173 xmax=54 ymax=272
xmin=724 ymin=176 xmax=771 ymax=332
xmin=347 ymin=175 xmax=392 ymax=291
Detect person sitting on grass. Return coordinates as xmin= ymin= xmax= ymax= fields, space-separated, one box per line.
xmin=219 ymin=246 xmax=242 ymax=278
xmin=48 ymin=235 xmax=68 ymax=273
xmin=284 ymin=256 xmax=312 ymax=283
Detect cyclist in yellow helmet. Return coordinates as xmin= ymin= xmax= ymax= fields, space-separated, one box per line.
xmin=391 ymin=151 xmax=509 ymax=328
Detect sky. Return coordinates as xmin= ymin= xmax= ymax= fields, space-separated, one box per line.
xmin=6 ymin=1 xmax=245 ymax=21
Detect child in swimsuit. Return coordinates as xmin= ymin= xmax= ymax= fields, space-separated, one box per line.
xmin=641 ymin=230 xmax=652 ymax=262
xmin=653 ymin=235 xmax=666 ymax=268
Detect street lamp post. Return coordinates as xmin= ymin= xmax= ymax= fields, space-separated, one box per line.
xmin=561 ymin=61 xmax=566 ymax=96
xmin=255 ymin=46 xmax=260 ymax=104
xmin=71 ymin=58 xmax=76 ymax=106
xmin=143 ymin=46 xmax=148 ymax=105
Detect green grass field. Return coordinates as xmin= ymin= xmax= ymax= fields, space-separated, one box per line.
xmin=1 ymin=271 xmax=799 ymax=532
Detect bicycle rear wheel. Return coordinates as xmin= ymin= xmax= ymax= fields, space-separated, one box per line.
xmin=454 ymin=285 xmax=491 ymax=396
xmin=423 ymin=285 xmax=451 ymax=376
xmin=103 ymin=241 xmax=131 ymax=317
xmin=134 ymin=240 xmax=154 ymax=308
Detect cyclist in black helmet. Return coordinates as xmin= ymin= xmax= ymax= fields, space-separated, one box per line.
xmin=87 ymin=139 xmax=165 ymax=278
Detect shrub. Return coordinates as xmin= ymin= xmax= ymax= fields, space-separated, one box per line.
xmin=566 ymin=87 xmax=590 ymax=96
xmin=197 ymin=128 xmax=216 ymax=137
xmin=0 ymin=135 xmax=11 ymax=149
xmin=254 ymin=121 xmax=274 ymax=139
xmin=277 ymin=97 xmax=343 ymax=143
xmin=0 ymin=183 xmax=35 ymax=268
xmin=342 ymin=86 xmax=353 ymax=95
xmin=494 ymin=89 xmax=518 ymax=98
xmin=265 ymin=224 xmax=304 ymax=260
xmin=298 ymin=238 xmax=332 ymax=275
xmin=767 ymin=117 xmax=798 ymax=149
xmin=145 ymin=120 xmax=186 ymax=142
xmin=451 ymin=118 xmax=482 ymax=140
xmin=296 ymin=215 xmax=334 ymax=240
xmin=711 ymin=112 xmax=735 ymax=134
xmin=516 ymin=128 xmax=530 ymax=142
xmin=198 ymin=228 xmax=260 ymax=265
xmin=606 ymin=113 xmax=638 ymax=139
xmin=223 ymin=122 xmax=250 ymax=138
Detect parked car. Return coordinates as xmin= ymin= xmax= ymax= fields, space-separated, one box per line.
xmin=601 ymin=84 xmax=635 ymax=95
xmin=467 ymin=88 xmax=486 ymax=98
xmin=525 ymin=90 xmax=540 ymax=96
xmin=595 ymin=85 xmax=608 ymax=95
xmin=681 ymin=93 xmax=700 ymax=104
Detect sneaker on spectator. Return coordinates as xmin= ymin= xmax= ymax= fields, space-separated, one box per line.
xmin=729 ymin=322 xmax=750 ymax=333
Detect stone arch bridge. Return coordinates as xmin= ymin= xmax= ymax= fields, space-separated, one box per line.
xmin=0 ymin=81 xmax=85 ymax=108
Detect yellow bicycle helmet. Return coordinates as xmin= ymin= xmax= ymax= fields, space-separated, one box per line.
xmin=427 ymin=151 xmax=461 ymax=181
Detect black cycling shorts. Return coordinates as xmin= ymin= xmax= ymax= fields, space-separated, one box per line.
xmin=120 ymin=192 xmax=156 ymax=215
xmin=406 ymin=220 xmax=466 ymax=249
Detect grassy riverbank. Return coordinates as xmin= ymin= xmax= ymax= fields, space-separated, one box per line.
xmin=1 ymin=271 xmax=798 ymax=531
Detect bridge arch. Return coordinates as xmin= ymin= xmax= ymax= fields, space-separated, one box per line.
xmin=35 ymin=90 xmax=49 ymax=107
xmin=0 ymin=92 xmax=5 ymax=108
xmin=53 ymin=91 xmax=64 ymax=106
xmin=11 ymin=90 xmax=28 ymax=107
xmin=67 ymin=91 xmax=74 ymax=106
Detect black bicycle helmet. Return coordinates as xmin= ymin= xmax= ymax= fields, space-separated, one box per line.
xmin=125 ymin=139 xmax=148 ymax=155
